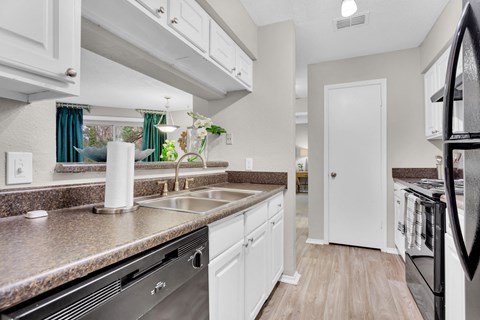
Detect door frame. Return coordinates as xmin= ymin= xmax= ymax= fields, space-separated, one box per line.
xmin=323 ymin=78 xmax=387 ymax=250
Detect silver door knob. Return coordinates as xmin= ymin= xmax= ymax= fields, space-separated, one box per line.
xmin=157 ymin=6 xmax=165 ymax=14
xmin=171 ymin=17 xmax=178 ymax=24
xmin=331 ymin=172 xmax=337 ymax=178
xmin=65 ymin=68 xmax=77 ymax=77
xmin=237 ymin=72 xmax=242 ymax=76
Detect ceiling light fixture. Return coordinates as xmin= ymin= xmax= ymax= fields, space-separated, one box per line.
xmin=156 ymin=97 xmax=180 ymax=133
xmin=341 ymin=0 xmax=358 ymax=17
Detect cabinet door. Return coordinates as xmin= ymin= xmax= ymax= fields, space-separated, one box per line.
xmin=245 ymin=223 xmax=268 ymax=320
xmin=209 ymin=240 xmax=245 ymax=320
xmin=235 ymin=48 xmax=253 ymax=88
xmin=268 ymin=211 xmax=284 ymax=293
xmin=134 ymin=0 xmax=167 ymax=22
xmin=445 ymin=233 xmax=465 ymax=320
xmin=210 ymin=20 xmax=236 ymax=73
xmin=168 ymin=0 xmax=209 ymax=53
xmin=0 ymin=0 xmax=78 ymax=83
xmin=424 ymin=66 xmax=441 ymax=138
xmin=393 ymin=194 xmax=405 ymax=260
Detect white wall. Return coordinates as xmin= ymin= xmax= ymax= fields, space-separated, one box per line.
xmin=308 ymin=47 xmax=442 ymax=246
xmin=194 ymin=21 xmax=297 ymax=276
xmin=420 ymin=0 xmax=462 ymax=71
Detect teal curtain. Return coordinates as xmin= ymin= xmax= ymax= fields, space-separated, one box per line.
xmin=56 ymin=107 xmax=84 ymax=162
xmin=142 ymin=113 xmax=166 ymax=162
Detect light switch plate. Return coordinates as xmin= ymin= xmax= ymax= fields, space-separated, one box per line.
xmin=6 ymin=152 xmax=32 ymax=185
xmin=226 ymin=133 xmax=233 ymax=145
xmin=245 ymin=158 xmax=253 ymax=171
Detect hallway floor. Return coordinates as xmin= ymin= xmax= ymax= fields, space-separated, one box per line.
xmin=257 ymin=193 xmax=423 ymax=320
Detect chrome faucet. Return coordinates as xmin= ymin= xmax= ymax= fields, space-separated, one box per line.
xmin=174 ymin=152 xmax=207 ymax=191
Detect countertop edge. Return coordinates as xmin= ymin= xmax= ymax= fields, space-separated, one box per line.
xmin=0 ymin=184 xmax=285 ymax=311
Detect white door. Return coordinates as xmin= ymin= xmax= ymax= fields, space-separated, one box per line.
xmin=244 ymin=223 xmax=268 ymax=320
xmin=325 ymin=80 xmax=385 ymax=249
xmin=209 ymin=240 xmax=245 ymax=320
xmin=0 ymin=0 xmax=78 ymax=81
xmin=235 ymin=47 xmax=253 ymax=88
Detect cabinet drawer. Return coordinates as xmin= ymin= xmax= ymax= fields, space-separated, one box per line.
xmin=209 ymin=214 xmax=244 ymax=261
xmin=268 ymin=193 xmax=284 ymax=218
xmin=245 ymin=202 xmax=268 ymax=235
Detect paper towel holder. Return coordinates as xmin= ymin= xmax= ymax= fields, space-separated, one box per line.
xmin=92 ymin=204 xmax=140 ymax=214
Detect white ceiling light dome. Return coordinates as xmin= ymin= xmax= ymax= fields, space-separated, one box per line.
xmin=341 ymin=0 xmax=358 ymax=17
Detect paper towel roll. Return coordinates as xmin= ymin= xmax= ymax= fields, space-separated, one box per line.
xmin=104 ymin=142 xmax=135 ymax=208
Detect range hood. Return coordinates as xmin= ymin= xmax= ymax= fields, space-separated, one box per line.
xmin=430 ymin=73 xmax=463 ymax=103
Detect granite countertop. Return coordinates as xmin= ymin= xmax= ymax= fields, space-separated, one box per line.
xmin=0 ymin=182 xmax=285 ymax=311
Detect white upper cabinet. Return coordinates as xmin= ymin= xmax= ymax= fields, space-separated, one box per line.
xmin=424 ymin=47 xmax=464 ymax=140
xmin=168 ymin=0 xmax=209 ymax=53
xmin=83 ymin=0 xmax=252 ymax=99
xmin=210 ymin=20 xmax=236 ymax=73
xmin=0 ymin=0 xmax=80 ymax=102
xmin=134 ymin=0 xmax=168 ymax=25
xmin=235 ymin=47 xmax=253 ymax=88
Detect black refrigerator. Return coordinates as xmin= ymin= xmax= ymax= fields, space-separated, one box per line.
xmin=443 ymin=0 xmax=480 ymax=319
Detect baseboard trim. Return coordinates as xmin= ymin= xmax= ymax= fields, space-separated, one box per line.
xmin=382 ymin=247 xmax=399 ymax=255
xmin=280 ymin=271 xmax=301 ymax=285
xmin=306 ymin=238 xmax=328 ymax=245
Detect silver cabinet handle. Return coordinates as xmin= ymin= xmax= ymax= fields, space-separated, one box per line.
xmin=171 ymin=17 xmax=178 ymax=24
xmin=157 ymin=6 xmax=165 ymax=14
xmin=243 ymin=242 xmax=249 ymax=247
xmin=231 ymin=67 xmax=236 ymax=73
xmin=248 ymin=237 xmax=253 ymax=243
xmin=237 ymin=71 xmax=242 ymax=76
xmin=271 ymin=221 xmax=275 ymax=225
xmin=65 ymin=68 xmax=77 ymax=78
xmin=432 ymin=129 xmax=439 ymax=134
xmin=331 ymin=172 xmax=337 ymax=178
xmin=396 ymin=200 xmax=401 ymax=204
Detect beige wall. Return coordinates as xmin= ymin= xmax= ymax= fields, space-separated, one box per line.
xmin=0 ymin=98 xmax=57 ymax=187
xmin=308 ymin=48 xmax=443 ymax=246
xmin=194 ymin=21 xmax=297 ymax=276
xmin=420 ymin=0 xmax=462 ymax=72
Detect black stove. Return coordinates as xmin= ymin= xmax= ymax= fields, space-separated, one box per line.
xmin=404 ymin=179 xmax=464 ymax=199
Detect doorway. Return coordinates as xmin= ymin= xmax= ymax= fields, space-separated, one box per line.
xmin=324 ymin=79 xmax=387 ymax=249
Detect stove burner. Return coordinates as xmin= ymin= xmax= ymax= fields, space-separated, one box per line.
xmin=413 ymin=179 xmax=464 ymax=194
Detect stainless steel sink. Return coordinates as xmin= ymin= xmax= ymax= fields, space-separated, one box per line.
xmin=138 ymin=196 xmax=230 ymax=214
xmin=189 ymin=189 xmax=259 ymax=201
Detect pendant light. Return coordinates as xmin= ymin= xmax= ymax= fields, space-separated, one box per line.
xmin=156 ymin=97 xmax=180 ymax=133
xmin=341 ymin=0 xmax=358 ymax=17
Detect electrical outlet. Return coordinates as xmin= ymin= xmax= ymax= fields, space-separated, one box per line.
xmin=245 ymin=158 xmax=253 ymax=171
xmin=6 ymin=152 xmax=32 ymax=185
xmin=226 ymin=133 xmax=233 ymax=145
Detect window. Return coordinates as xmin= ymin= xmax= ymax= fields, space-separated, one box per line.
xmin=83 ymin=124 xmax=143 ymax=149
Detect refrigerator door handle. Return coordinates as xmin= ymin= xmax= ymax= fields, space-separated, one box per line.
xmin=444 ymin=142 xmax=480 ymax=281
xmin=443 ymin=2 xmax=471 ymax=141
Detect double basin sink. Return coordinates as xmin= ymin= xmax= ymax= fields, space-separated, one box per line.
xmin=137 ymin=188 xmax=260 ymax=214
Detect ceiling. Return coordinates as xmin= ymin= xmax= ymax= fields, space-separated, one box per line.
xmin=239 ymin=0 xmax=450 ymax=98
xmin=61 ymin=49 xmax=193 ymax=111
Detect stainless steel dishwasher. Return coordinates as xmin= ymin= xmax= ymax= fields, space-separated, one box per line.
xmin=2 ymin=227 xmax=209 ymax=320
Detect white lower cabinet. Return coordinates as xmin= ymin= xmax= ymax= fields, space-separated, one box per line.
xmin=445 ymin=233 xmax=465 ymax=320
xmin=267 ymin=210 xmax=284 ymax=292
xmin=208 ymin=192 xmax=284 ymax=320
xmin=445 ymin=208 xmax=465 ymax=320
xmin=245 ymin=222 xmax=268 ymax=320
xmin=209 ymin=240 xmax=245 ymax=320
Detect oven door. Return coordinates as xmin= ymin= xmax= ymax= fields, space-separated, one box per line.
xmin=405 ymin=192 xmax=445 ymax=295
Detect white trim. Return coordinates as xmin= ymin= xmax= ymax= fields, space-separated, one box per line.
xmin=83 ymin=115 xmax=144 ymax=123
xmin=306 ymin=238 xmax=328 ymax=245
xmin=382 ymin=247 xmax=400 ymax=255
xmin=280 ymin=271 xmax=301 ymax=285
xmin=295 ymin=112 xmax=308 ymax=124
xmin=323 ymin=79 xmax=387 ymax=250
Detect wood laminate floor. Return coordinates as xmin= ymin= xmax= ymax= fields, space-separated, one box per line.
xmin=257 ymin=193 xmax=423 ymax=320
